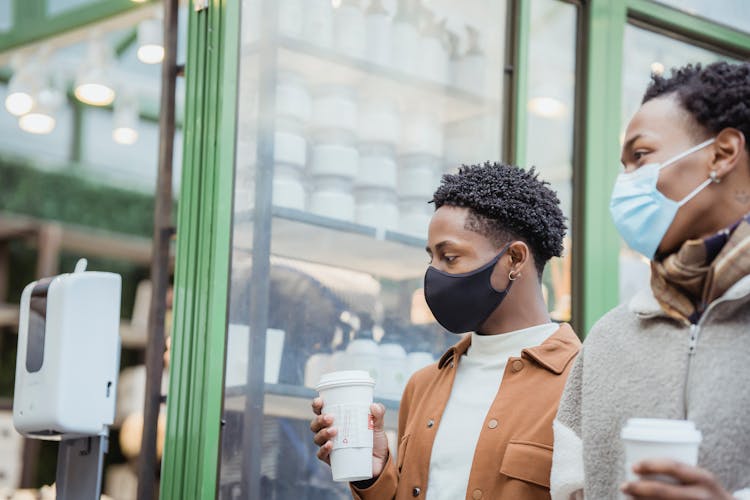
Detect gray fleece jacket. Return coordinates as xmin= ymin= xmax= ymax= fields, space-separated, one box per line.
xmin=551 ymin=274 xmax=750 ymax=500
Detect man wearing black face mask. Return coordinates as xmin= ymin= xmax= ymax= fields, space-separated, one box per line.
xmin=311 ymin=162 xmax=581 ymax=499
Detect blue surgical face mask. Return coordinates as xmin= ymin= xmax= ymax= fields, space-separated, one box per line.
xmin=609 ymin=138 xmax=716 ymax=259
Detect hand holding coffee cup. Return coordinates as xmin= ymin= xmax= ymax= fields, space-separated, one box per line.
xmin=620 ymin=418 xmax=702 ymax=483
xmin=620 ymin=459 xmax=735 ymax=499
xmin=311 ymin=370 xmax=389 ymax=482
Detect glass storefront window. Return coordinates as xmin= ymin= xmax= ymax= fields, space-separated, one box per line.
xmin=654 ymin=0 xmax=750 ymax=34
xmin=220 ymin=0 xmax=515 ymax=497
xmin=525 ymin=0 xmax=578 ymax=322
xmin=618 ymin=24 xmax=739 ymax=303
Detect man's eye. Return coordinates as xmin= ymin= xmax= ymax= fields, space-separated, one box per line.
xmin=444 ymin=256 xmax=457 ymax=263
xmin=633 ymin=150 xmax=648 ymax=161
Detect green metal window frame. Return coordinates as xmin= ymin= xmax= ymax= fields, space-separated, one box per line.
xmin=161 ymin=0 xmax=750 ymax=496
xmin=160 ymin=0 xmax=239 ymax=498
xmin=0 ymin=0 xmax=154 ymax=54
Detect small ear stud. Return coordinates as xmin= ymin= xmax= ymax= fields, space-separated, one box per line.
xmin=710 ymin=170 xmax=721 ymax=184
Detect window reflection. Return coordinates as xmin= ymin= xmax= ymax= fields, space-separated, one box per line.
xmin=654 ymin=0 xmax=750 ymax=34
xmin=223 ymin=0 xmax=513 ymax=497
xmin=525 ymin=0 xmax=578 ymax=322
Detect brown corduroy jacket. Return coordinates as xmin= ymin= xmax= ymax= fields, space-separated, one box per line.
xmin=351 ymin=324 xmax=581 ymax=500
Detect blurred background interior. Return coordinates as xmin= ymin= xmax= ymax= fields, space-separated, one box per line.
xmin=0 ymin=0 xmax=748 ymax=499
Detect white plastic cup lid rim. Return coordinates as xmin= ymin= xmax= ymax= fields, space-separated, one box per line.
xmin=316 ymin=370 xmax=375 ymax=392
xmin=621 ymin=418 xmax=702 ymax=444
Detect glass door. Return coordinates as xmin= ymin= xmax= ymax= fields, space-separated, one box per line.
xmin=219 ymin=1 xmax=510 ymax=497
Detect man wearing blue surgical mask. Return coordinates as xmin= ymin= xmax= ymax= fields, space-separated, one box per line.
xmin=551 ymin=62 xmax=750 ymax=500
xmin=311 ymin=162 xmax=581 ymax=499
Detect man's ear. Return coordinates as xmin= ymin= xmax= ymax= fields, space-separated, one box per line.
xmin=710 ymin=128 xmax=745 ymax=180
xmin=507 ymin=241 xmax=530 ymax=276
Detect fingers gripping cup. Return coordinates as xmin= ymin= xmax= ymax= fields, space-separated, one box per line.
xmin=316 ymin=370 xmax=376 ymax=482
xmin=621 ymin=418 xmax=703 ymax=483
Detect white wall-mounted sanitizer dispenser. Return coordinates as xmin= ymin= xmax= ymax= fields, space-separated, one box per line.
xmin=13 ymin=259 xmax=121 ymax=439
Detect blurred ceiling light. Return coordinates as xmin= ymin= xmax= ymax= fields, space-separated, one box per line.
xmin=5 ymin=54 xmax=38 ymax=116
xmin=5 ymin=82 xmax=34 ymax=116
xmin=331 ymin=0 xmax=342 ymax=7
xmin=19 ymin=87 xmax=63 ymax=135
xmin=113 ymin=92 xmax=140 ymax=145
xmin=650 ymin=61 xmax=665 ymax=75
xmin=137 ymin=18 xmax=164 ymax=64
xmin=75 ymin=35 xmax=116 ymax=106
xmin=528 ymin=96 xmax=566 ymax=119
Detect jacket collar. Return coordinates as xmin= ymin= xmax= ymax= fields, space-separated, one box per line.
xmin=629 ymin=274 xmax=750 ymax=319
xmin=438 ymin=323 xmax=581 ymax=375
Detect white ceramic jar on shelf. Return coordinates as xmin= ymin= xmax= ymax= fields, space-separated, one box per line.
xmin=311 ymin=85 xmax=358 ymax=134
xmin=391 ymin=0 xmax=419 ymax=75
xmin=419 ymin=15 xmax=448 ymax=84
xmin=397 ymin=153 xmax=439 ymax=199
xmin=358 ymin=96 xmax=400 ymax=146
xmin=340 ymin=329 xmax=379 ymax=381
xmin=454 ymin=26 xmax=486 ymax=96
xmin=335 ymin=0 xmax=366 ymax=59
xmin=401 ymin=110 xmax=443 ymax=157
xmin=276 ymin=71 xmax=311 ymax=124
xmin=279 ymin=0 xmax=304 ymax=38
xmin=355 ymin=187 xmax=399 ymax=230
xmin=304 ymin=0 xmax=334 ymax=49
xmin=357 ymin=143 xmax=397 ymax=188
xmin=308 ymin=176 xmax=356 ymax=221
xmin=273 ymin=163 xmax=306 ymax=210
xmin=274 ymin=129 xmax=307 ymax=167
xmin=310 ymin=141 xmax=359 ymax=178
xmin=399 ymin=197 xmax=432 ymax=238
xmin=365 ymin=0 xmax=392 ymax=67
xmin=304 ymin=347 xmax=332 ymax=389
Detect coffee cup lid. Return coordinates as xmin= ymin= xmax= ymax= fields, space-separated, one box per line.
xmin=621 ymin=418 xmax=702 ymax=444
xmin=316 ymin=370 xmax=375 ymax=392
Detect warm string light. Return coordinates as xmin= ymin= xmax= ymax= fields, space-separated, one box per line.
xmin=113 ymin=92 xmax=140 ymax=145
xmin=74 ymin=35 xmax=116 ymax=106
xmin=137 ymin=18 xmax=164 ymax=64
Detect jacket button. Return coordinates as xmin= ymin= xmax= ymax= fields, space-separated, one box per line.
xmin=487 ymin=419 xmax=498 ymax=429
xmin=427 ymin=419 xmax=434 ymax=428
xmin=472 ymin=489 xmax=482 ymax=499
xmin=511 ymin=360 xmax=524 ymax=372
xmin=412 ymin=487 xmax=421 ymax=496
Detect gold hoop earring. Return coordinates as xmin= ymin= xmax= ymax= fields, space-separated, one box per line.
xmin=710 ymin=170 xmax=721 ymax=184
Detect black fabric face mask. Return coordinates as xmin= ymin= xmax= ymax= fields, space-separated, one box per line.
xmin=423 ymin=245 xmax=513 ymax=334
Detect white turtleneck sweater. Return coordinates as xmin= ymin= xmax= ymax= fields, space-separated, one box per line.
xmin=426 ymin=323 xmax=558 ymax=500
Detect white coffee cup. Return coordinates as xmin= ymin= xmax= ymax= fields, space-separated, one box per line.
xmin=316 ymin=370 xmax=375 ymax=482
xmin=621 ymin=418 xmax=702 ymax=483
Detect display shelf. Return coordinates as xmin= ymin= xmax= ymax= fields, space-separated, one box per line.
xmin=225 ymin=383 xmax=400 ymax=431
xmin=233 ymin=207 xmax=429 ymax=280
xmin=241 ymin=36 xmax=499 ymax=123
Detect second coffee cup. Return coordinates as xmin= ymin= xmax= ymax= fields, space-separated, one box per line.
xmin=621 ymin=418 xmax=702 ymax=483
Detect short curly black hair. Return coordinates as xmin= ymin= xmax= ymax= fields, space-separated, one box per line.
xmin=431 ymin=162 xmax=566 ymax=278
xmin=643 ymin=61 xmax=750 ymax=151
